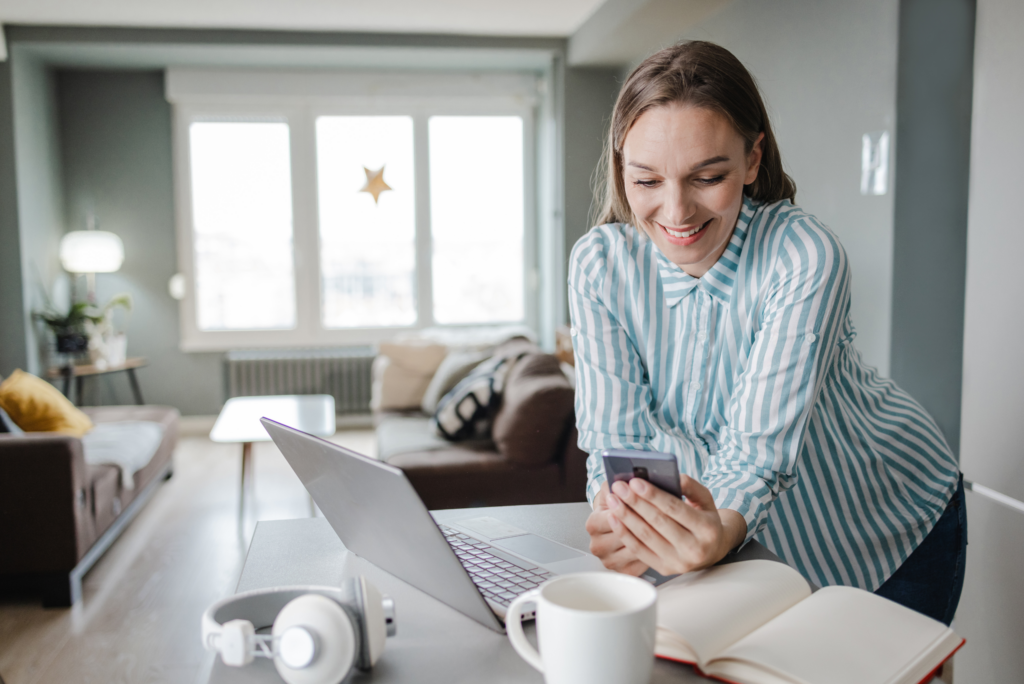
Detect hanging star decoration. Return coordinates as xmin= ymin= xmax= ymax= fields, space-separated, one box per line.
xmin=359 ymin=165 xmax=392 ymax=205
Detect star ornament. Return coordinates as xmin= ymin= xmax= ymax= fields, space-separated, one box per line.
xmin=359 ymin=165 xmax=393 ymax=205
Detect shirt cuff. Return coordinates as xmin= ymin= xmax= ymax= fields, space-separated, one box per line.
xmin=705 ymin=473 xmax=772 ymax=544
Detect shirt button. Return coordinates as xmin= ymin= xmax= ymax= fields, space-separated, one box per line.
xmin=807 ymin=333 xmax=817 ymax=342
xmin=693 ymin=382 xmax=702 ymax=391
xmin=570 ymin=327 xmax=577 ymax=336
xmin=697 ymin=331 xmax=707 ymax=341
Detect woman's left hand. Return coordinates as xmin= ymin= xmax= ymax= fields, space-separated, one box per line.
xmin=606 ymin=474 xmax=748 ymax=575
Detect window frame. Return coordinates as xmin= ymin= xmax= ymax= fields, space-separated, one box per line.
xmin=170 ymin=70 xmax=540 ymax=351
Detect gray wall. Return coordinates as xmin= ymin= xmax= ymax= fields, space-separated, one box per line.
xmin=955 ymin=0 xmax=1024 ymax=677
xmin=11 ymin=51 xmax=67 ymax=376
xmin=56 ymin=70 xmax=225 ymax=413
xmin=563 ymin=67 xmax=621 ymax=264
xmin=890 ymin=0 xmax=974 ymax=456
xmin=678 ymin=0 xmax=900 ymax=374
xmin=0 ymin=49 xmax=28 ymax=377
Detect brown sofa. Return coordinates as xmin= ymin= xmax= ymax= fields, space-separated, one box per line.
xmin=375 ymin=350 xmax=589 ymax=510
xmin=0 ymin=405 xmax=179 ymax=606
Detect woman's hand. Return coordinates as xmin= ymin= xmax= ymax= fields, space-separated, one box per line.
xmin=584 ymin=482 xmax=649 ymax=576
xmin=606 ymin=474 xmax=747 ymax=575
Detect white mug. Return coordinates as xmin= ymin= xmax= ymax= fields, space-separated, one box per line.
xmin=506 ymin=572 xmax=658 ymax=684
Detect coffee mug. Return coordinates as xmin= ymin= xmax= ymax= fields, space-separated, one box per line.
xmin=506 ymin=572 xmax=658 ymax=684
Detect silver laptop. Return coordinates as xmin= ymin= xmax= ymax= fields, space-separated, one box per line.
xmin=261 ymin=418 xmax=606 ymax=633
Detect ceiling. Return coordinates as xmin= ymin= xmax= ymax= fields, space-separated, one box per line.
xmin=0 ymin=0 xmax=608 ymax=37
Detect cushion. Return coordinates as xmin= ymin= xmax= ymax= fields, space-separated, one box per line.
xmin=492 ymin=353 xmax=575 ymax=467
xmin=0 ymin=406 xmax=24 ymax=434
xmin=0 ymin=369 xmax=93 ymax=436
xmin=370 ymin=342 xmax=448 ymax=411
xmin=420 ymin=348 xmax=491 ymax=415
xmin=433 ymin=355 xmax=519 ymax=441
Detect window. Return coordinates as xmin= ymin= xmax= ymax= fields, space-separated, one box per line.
xmin=169 ymin=69 xmax=541 ymax=350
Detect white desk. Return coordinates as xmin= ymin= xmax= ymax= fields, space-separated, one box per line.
xmin=205 ymin=503 xmax=785 ymax=683
xmin=211 ymin=395 xmax=335 ymax=515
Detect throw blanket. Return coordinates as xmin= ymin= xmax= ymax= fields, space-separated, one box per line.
xmin=82 ymin=421 xmax=165 ymax=490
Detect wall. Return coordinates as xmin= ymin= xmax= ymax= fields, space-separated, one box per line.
xmin=890 ymin=0 xmax=974 ymax=456
xmin=0 ymin=47 xmax=27 ymax=377
xmin=954 ymin=0 xmax=1024 ymax=678
xmin=677 ymin=0 xmax=899 ymax=374
xmin=563 ymin=67 xmax=621 ymax=266
xmin=57 ymin=70 xmax=224 ymax=413
xmin=11 ymin=51 xmax=67 ymax=376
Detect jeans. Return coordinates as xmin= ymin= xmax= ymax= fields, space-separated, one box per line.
xmin=874 ymin=474 xmax=967 ymax=625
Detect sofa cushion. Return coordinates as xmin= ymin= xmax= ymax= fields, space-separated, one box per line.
xmin=492 ymin=353 xmax=575 ymax=467
xmin=0 ymin=369 xmax=93 ymax=436
xmin=370 ymin=341 xmax=450 ymax=412
xmin=420 ymin=348 xmax=491 ymax=416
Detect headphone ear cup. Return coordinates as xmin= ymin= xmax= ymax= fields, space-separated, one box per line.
xmin=272 ymin=594 xmax=356 ymax=684
xmin=356 ymin=577 xmax=389 ymax=668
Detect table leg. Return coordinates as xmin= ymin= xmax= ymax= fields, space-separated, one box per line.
xmin=240 ymin=442 xmax=254 ymax=517
xmin=75 ymin=377 xmax=84 ymax=406
xmin=127 ymin=368 xmax=145 ymax=405
xmin=61 ymin=366 xmax=73 ymax=399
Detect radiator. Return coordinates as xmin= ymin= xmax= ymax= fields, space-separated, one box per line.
xmin=225 ymin=348 xmax=374 ymax=415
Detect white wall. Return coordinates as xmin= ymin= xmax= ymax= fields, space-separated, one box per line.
xmin=676 ymin=0 xmax=899 ymax=374
xmin=955 ymin=0 xmax=1024 ymax=678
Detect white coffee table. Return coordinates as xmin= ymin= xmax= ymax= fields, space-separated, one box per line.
xmin=210 ymin=394 xmax=335 ymax=515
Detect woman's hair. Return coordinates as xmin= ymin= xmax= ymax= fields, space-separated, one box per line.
xmin=594 ymin=41 xmax=796 ymax=227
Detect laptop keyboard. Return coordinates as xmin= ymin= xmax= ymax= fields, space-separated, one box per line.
xmin=440 ymin=525 xmax=554 ymax=607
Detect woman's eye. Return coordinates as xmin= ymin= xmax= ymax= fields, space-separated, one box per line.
xmin=632 ymin=179 xmax=659 ymax=188
xmin=696 ymin=175 xmax=725 ymax=186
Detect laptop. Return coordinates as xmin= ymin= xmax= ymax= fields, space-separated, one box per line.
xmin=261 ymin=418 xmax=607 ymax=633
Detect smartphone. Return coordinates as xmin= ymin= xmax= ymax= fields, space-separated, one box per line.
xmin=601 ymin=449 xmax=683 ymax=498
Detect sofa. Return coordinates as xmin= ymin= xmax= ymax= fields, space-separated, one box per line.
xmin=0 ymin=405 xmax=179 ymax=606
xmin=372 ymin=333 xmax=588 ymax=510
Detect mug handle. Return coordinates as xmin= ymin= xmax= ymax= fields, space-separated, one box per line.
xmin=506 ymin=589 xmax=543 ymax=673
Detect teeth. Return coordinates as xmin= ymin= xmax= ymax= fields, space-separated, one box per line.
xmin=666 ymin=222 xmax=707 ymax=238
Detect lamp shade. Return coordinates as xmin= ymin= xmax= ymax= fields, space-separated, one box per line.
xmin=60 ymin=231 xmax=124 ymax=273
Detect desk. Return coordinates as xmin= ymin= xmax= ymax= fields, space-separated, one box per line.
xmin=47 ymin=356 xmax=147 ymax=405
xmin=210 ymin=395 xmax=335 ymax=515
xmin=206 ymin=503 xmax=784 ymax=684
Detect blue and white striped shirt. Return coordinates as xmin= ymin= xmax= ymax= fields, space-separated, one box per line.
xmin=568 ymin=197 xmax=958 ymax=591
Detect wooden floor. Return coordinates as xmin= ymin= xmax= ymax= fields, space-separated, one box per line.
xmin=0 ymin=429 xmax=376 ymax=684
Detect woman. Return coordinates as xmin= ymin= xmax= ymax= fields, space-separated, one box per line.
xmin=570 ymin=41 xmax=966 ymax=624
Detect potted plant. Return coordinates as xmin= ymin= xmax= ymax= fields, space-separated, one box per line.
xmin=36 ymin=294 xmax=132 ymax=364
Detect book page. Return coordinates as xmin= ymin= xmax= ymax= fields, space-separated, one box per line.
xmin=709 ymin=586 xmax=960 ymax=684
xmin=655 ymin=560 xmax=811 ymax=667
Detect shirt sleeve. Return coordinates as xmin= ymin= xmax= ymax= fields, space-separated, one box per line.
xmin=568 ymin=230 xmax=658 ymax=507
xmin=707 ymin=217 xmax=851 ymax=543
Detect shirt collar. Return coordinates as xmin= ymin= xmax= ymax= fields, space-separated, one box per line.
xmin=655 ymin=196 xmax=755 ymax=307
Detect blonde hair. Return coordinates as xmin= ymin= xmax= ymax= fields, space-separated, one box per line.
xmin=595 ymin=41 xmax=796 ymax=227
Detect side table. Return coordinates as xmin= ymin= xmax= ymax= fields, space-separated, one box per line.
xmin=47 ymin=357 xmax=147 ymax=406
xmin=210 ymin=395 xmax=336 ymax=516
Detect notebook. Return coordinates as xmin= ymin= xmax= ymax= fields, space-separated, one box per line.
xmin=655 ymin=560 xmax=964 ymax=684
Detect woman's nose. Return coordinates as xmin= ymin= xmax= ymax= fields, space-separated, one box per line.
xmin=663 ymin=183 xmax=696 ymax=226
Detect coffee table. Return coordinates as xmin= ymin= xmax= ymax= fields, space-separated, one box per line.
xmin=210 ymin=394 xmax=335 ymax=515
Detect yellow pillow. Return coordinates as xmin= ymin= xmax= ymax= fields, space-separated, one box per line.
xmin=0 ymin=369 xmax=93 ymax=437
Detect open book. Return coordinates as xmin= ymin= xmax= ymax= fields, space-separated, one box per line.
xmin=656 ymin=561 xmax=964 ymax=684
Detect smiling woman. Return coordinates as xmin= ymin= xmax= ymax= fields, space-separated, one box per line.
xmin=571 ymin=41 xmax=966 ymax=626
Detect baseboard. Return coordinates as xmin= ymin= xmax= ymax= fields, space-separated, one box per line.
xmin=178 ymin=414 xmax=218 ymax=437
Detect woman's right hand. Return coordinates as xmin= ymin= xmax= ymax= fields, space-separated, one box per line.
xmin=585 ymin=482 xmax=649 ymax=576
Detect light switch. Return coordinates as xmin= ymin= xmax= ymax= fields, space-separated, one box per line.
xmin=861 ymin=130 xmax=890 ymax=196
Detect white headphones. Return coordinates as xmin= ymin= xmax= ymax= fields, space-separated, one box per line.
xmin=201 ymin=577 xmax=396 ymax=684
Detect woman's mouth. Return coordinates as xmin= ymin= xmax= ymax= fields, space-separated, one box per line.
xmin=660 ymin=219 xmax=712 ymax=245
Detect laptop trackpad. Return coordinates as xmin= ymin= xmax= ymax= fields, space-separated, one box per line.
xmin=492 ymin=535 xmax=583 ymax=564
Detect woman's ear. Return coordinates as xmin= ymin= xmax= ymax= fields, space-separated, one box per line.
xmin=745 ymin=132 xmax=765 ymax=185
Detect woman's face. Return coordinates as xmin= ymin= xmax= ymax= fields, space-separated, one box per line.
xmin=622 ymin=103 xmax=763 ymax=278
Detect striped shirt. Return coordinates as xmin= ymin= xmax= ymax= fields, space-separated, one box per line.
xmin=568 ymin=196 xmax=958 ymax=591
